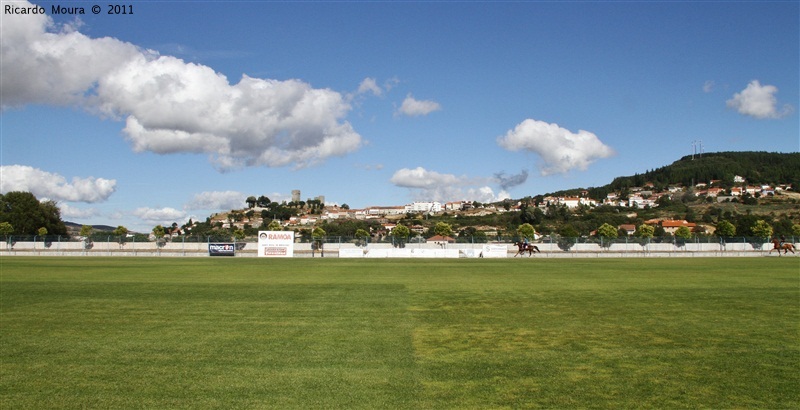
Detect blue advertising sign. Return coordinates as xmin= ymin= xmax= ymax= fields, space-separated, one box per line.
xmin=208 ymin=243 xmax=235 ymax=256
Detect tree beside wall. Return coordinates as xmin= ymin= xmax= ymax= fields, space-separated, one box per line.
xmin=0 ymin=192 xmax=67 ymax=236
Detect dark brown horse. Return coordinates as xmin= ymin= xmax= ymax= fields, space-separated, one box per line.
xmin=769 ymin=238 xmax=795 ymax=256
xmin=513 ymin=241 xmax=540 ymax=257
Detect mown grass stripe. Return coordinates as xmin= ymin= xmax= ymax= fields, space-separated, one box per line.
xmin=1 ymin=257 xmax=797 ymax=408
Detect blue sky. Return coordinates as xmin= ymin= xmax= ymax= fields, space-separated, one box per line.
xmin=1 ymin=0 xmax=798 ymax=232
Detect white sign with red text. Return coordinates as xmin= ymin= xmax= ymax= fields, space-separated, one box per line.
xmin=258 ymin=231 xmax=294 ymax=257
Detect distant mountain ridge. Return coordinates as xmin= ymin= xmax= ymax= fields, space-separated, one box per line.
xmin=64 ymin=221 xmax=116 ymax=232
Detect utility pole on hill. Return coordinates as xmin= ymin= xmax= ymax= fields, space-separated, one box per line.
xmin=691 ymin=140 xmax=703 ymax=160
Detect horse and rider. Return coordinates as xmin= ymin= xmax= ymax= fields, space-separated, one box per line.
xmin=513 ymin=237 xmax=540 ymax=257
xmin=769 ymin=235 xmax=795 ymax=256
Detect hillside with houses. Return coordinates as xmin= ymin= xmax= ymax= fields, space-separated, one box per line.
xmin=176 ymin=152 xmax=800 ymax=242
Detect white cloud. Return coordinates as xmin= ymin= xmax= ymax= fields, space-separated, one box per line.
xmin=390 ymin=167 xmax=463 ymax=189
xmin=0 ymin=165 xmax=117 ymax=203
xmin=495 ymin=189 xmax=511 ymax=202
xmin=466 ymin=186 xmax=507 ymax=204
xmin=0 ymin=7 xmax=141 ymax=107
xmin=383 ymin=77 xmax=400 ymax=92
xmin=390 ymin=167 xmax=505 ymax=203
xmin=496 ymin=119 xmax=615 ymax=176
xmin=132 ymin=207 xmax=187 ymax=224
xmin=354 ymin=163 xmax=384 ymax=171
xmin=1 ymin=1 xmax=363 ymax=170
xmin=59 ymin=203 xmax=101 ymax=219
xmin=703 ymin=80 xmax=715 ymax=93
xmin=349 ymin=77 xmax=399 ymax=104
xmin=185 ymin=191 xmax=247 ymax=211
xmin=396 ymin=94 xmax=441 ymax=117
xmin=726 ymin=80 xmax=793 ymax=119
xmin=357 ymin=77 xmax=383 ymax=96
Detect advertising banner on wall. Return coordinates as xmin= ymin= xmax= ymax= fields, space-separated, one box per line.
xmin=258 ymin=231 xmax=294 ymax=257
xmin=208 ymin=243 xmax=236 ymax=256
xmin=481 ymin=244 xmax=510 ymax=258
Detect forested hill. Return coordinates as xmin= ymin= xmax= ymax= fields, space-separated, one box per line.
xmin=607 ymin=151 xmax=800 ymax=190
xmin=543 ymin=152 xmax=800 ymax=200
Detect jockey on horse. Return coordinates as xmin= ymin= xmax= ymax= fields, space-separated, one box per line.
xmin=769 ymin=235 xmax=795 ymax=256
xmin=513 ymin=238 xmax=540 ymax=257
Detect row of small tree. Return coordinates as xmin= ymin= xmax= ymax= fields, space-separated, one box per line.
xmin=592 ymin=219 xmax=797 ymax=241
xmin=385 ymin=220 xmax=795 ymax=244
xmin=153 ymin=218 xmax=794 ymax=245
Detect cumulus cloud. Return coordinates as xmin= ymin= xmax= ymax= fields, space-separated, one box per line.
xmin=132 ymin=207 xmax=187 ymax=223
xmin=726 ymin=80 xmax=793 ymax=119
xmin=351 ymin=77 xmax=399 ymax=101
xmin=0 ymin=9 xmax=141 ymax=107
xmin=390 ymin=167 xmax=463 ymax=189
xmin=396 ymin=94 xmax=441 ymax=117
xmin=0 ymin=165 xmax=116 ymax=203
xmin=185 ymin=191 xmax=247 ymax=211
xmin=1 ymin=1 xmax=363 ymax=170
xmin=497 ymin=119 xmax=615 ymax=176
xmin=59 ymin=203 xmax=101 ymax=219
xmin=467 ymin=186 xmax=508 ymax=204
xmin=357 ymin=77 xmax=383 ymax=96
xmin=390 ymin=167 xmax=505 ymax=203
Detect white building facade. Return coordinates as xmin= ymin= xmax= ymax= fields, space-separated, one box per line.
xmin=405 ymin=202 xmax=442 ymax=213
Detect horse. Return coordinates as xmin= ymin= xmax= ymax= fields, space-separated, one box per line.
xmin=513 ymin=241 xmax=540 ymax=257
xmin=769 ymin=238 xmax=795 ymax=256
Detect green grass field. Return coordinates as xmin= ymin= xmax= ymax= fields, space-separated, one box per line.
xmin=1 ymin=257 xmax=798 ymax=409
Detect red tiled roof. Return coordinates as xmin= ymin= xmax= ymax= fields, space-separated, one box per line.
xmin=427 ymin=235 xmax=455 ymax=242
xmin=661 ymin=220 xmax=696 ymax=228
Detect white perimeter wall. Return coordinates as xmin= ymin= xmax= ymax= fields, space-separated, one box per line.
xmin=0 ymin=240 xmax=793 ymax=258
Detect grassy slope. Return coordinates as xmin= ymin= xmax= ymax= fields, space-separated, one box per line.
xmin=1 ymin=257 xmax=798 ymax=409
